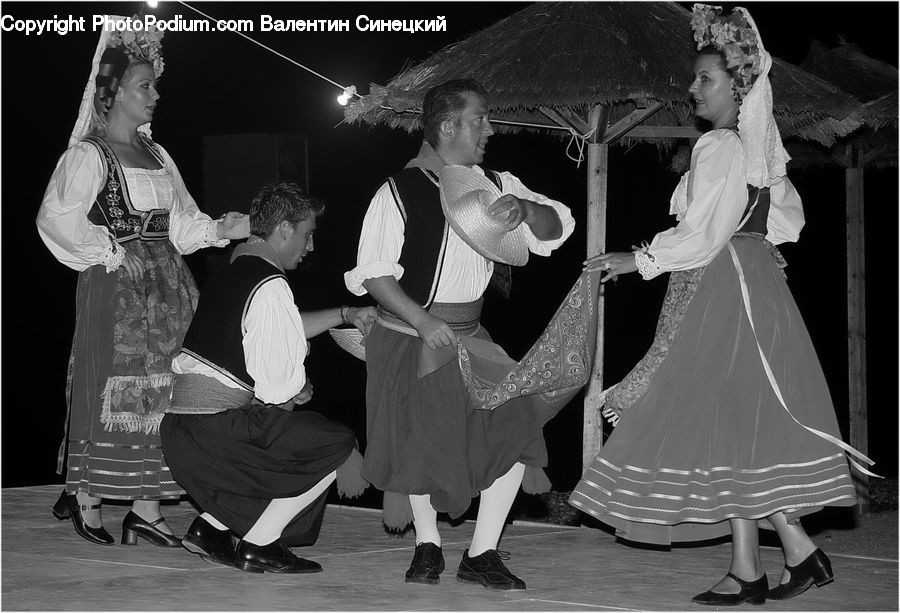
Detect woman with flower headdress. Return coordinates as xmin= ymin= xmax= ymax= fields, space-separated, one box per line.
xmin=37 ymin=18 xmax=250 ymax=547
xmin=569 ymin=4 xmax=876 ymax=606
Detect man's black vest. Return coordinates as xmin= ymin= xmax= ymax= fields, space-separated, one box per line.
xmin=386 ymin=167 xmax=504 ymax=307
xmin=180 ymin=254 xmax=286 ymax=390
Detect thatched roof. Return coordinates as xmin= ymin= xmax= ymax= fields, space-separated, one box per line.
xmin=801 ymin=40 xmax=898 ymax=103
xmin=345 ymin=2 xmax=862 ymax=147
xmin=788 ymin=41 xmax=898 ymax=169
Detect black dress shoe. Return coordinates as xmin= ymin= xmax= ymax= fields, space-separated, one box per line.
xmin=691 ymin=572 xmax=768 ymax=606
xmin=51 ymin=490 xmax=114 ymax=546
xmin=235 ymin=540 xmax=323 ymax=574
xmin=457 ymin=549 xmax=526 ymax=590
xmin=767 ymin=548 xmax=834 ymax=600
xmin=405 ymin=543 xmax=445 ymax=584
xmin=182 ymin=516 xmax=238 ymax=567
xmin=121 ymin=511 xmax=182 ymax=547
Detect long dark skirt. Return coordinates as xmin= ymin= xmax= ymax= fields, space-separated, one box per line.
xmin=160 ymin=406 xmax=356 ymax=546
xmin=570 ymin=236 xmax=856 ymax=545
xmin=62 ymin=240 xmax=197 ymax=500
xmin=363 ymin=324 xmax=548 ymax=521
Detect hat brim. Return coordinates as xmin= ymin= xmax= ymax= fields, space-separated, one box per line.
xmin=328 ymin=327 xmax=366 ymax=361
xmin=439 ymin=165 xmax=530 ymax=267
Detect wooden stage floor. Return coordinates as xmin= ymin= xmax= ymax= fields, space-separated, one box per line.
xmin=2 ymin=485 xmax=897 ymax=611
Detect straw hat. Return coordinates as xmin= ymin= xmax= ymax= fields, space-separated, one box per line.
xmin=439 ymin=165 xmax=529 ymax=266
xmin=328 ymin=327 xmax=366 ymax=361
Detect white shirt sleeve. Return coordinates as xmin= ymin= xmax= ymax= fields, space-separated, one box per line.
xmin=343 ymin=181 xmax=406 ymax=296
xmin=497 ymin=171 xmax=576 ymax=255
xmin=36 ymin=142 xmax=122 ymax=272
xmin=156 ymin=144 xmax=228 ymax=255
xmin=242 ymin=277 xmax=308 ymax=404
xmin=643 ymin=130 xmax=747 ymax=277
xmin=765 ymin=176 xmax=805 ymax=245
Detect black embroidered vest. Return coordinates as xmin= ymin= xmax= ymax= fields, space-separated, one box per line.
xmin=388 ymin=167 xmax=504 ymax=307
xmin=83 ymin=135 xmax=170 ymax=243
xmin=180 ymin=254 xmax=286 ymax=390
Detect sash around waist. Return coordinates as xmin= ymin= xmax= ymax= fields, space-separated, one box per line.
xmin=376 ymin=298 xmax=483 ymax=337
xmin=168 ymin=373 xmax=254 ymax=414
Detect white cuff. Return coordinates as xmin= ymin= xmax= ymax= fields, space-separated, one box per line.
xmin=204 ymin=220 xmax=230 ymax=248
xmin=343 ymin=262 xmax=404 ymax=296
xmin=635 ymin=250 xmax=662 ymax=280
xmin=101 ymin=242 xmax=125 ymax=273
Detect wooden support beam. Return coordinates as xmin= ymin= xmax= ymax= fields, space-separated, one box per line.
xmin=583 ymin=104 xmax=609 ymax=472
xmin=601 ymin=102 xmax=664 ymax=144
xmin=845 ymin=144 xmax=869 ymax=513
xmin=538 ymin=106 xmax=589 ymax=135
xmin=626 ymin=125 xmax=703 ymax=139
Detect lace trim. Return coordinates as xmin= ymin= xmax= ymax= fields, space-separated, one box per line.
xmin=101 ymin=242 xmax=125 ymax=273
xmin=204 ymin=220 xmax=229 ymax=247
xmin=634 ymin=246 xmax=662 ymax=280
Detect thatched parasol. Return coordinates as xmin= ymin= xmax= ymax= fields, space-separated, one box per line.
xmin=346 ymin=2 xmax=862 ymax=147
xmin=343 ymin=1 xmax=869 ymax=474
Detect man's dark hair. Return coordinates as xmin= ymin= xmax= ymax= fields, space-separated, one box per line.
xmin=250 ymin=181 xmax=324 ymax=239
xmin=421 ymin=78 xmax=489 ymax=148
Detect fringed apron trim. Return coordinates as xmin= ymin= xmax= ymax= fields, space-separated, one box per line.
xmin=99 ymin=373 xmax=174 ymax=434
xmin=727 ymin=242 xmax=879 ymax=478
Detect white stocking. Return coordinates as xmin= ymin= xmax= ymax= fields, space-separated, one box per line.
xmin=243 ymin=471 xmax=336 ymax=546
xmin=409 ymin=494 xmax=441 ymax=546
xmin=469 ymin=462 xmax=525 ymax=557
xmin=200 ymin=513 xmax=229 ymax=531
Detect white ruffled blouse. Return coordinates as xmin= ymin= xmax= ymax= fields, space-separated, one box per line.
xmin=36 ymin=140 xmax=227 ymax=272
xmin=636 ymin=129 xmax=805 ymax=280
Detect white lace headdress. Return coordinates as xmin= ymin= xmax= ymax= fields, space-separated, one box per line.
xmin=68 ymin=15 xmax=164 ymax=148
xmin=692 ymin=4 xmax=790 ymax=187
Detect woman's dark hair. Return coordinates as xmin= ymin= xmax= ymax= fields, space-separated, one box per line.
xmin=421 ymin=78 xmax=489 ymax=148
xmin=250 ymin=181 xmax=325 ymax=239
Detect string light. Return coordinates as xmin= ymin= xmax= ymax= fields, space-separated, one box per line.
xmin=337 ymin=85 xmax=357 ymax=106
xmin=178 ymin=1 xmax=359 ymax=108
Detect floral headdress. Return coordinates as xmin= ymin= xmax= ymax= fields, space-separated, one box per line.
xmin=108 ymin=21 xmax=165 ymax=78
xmin=691 ymin=4 xmax=760 ymax=101
xmin=68 ymin=16 xmax=164 ymax=147
xmin=691 ymin=4 xmax=789 ymax=188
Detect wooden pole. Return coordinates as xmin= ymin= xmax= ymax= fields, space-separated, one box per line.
xmin=845 ymin=144 xmax=869 ymax=512
xmin=582 ymin=104 xmax=609 ymax=471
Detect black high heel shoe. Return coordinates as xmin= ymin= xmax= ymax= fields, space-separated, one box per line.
xmin=767 ymin=548 xmax=834 ymax=600
xmin=52 ymin=490 xmax=114 ymax=546
xmin=691 ymin=572 xmax=768 ymax=606
xmin=121 ymin=511 xmax=182 ymax=547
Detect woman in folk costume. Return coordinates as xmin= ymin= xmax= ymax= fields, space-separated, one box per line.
xmin=37 ymin=18 xmax=250 ymax=547
xmin=569 ymin=4 xmax=876 ymax=606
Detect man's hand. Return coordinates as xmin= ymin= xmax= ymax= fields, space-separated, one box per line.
xmin=348 ymin=306 xmax=377 ymax=335
xmin=412 ymin=313 xmax=457 ymax=350
xmin=216 ymin=212 xmax=251 ymax=240
xmin=293 ymin=381 xmax=313 ymax=406
xmin=487 ymin=194 xmax=528 ymax=231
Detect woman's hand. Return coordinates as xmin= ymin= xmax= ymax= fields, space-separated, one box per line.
xmin=348 ymin=306 xmax=377 ymax=335
xmin=216 ymin=212 xmax=251 ymax=240
xmin=583 ymin=251 xmax=638 ymax=283
xmin=119 ymin=250 xmax=145 ymax=283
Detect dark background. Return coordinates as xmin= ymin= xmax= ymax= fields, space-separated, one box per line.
xmin=2 ymin=2 xmax=897 ymax=502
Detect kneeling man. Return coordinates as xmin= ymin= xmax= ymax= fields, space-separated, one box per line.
xmin=161 ymin=181 xmax=373 ymax=574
